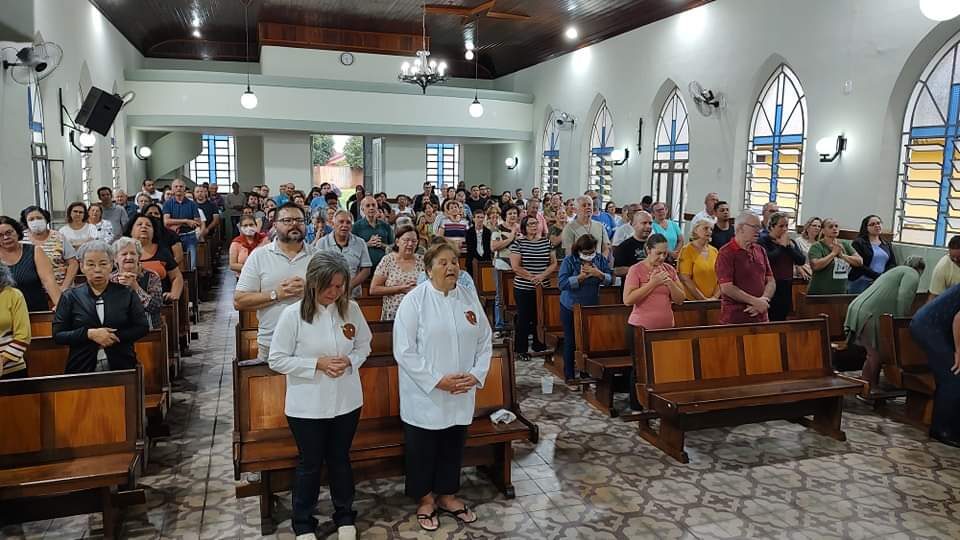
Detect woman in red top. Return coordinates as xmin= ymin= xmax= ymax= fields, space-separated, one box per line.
xmin=229 ymin=214 xmax=269 ymax=276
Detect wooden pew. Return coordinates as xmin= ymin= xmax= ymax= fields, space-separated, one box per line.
xmin=473 ymin=260 xmax=497 ymax=323
xmin=790 ymin=278 xmax=808 ymax=317
xmin=235 ymin=317 xmax=390 ymax=363
xmin=573 ymin=300 xmax=721 ymax=417
xmin=496 ymin=270 xmax=518 ymax=329
xmin=538 ymin=286 xmax=622 ymax=379
xmin=633 ymin=317 xmax=864 ymax=463
xmin=878 ymin=314 xmax=934 ymax=426
xmin=24 ymin=332 xmax=171 ymax=438
xmin=28 ymin=311 xmax=54 ymax=338
xmin=232 ymin=342 xmax=538 ymax=535
xmin=356 ymin=295 xmax=384 ymax=322
xmin=161 ymin=302 xmax=181 ymax=378
xmin=796 ymin=293 xmax=864 ymax=371
xmin=0 ymin=369 xmax=146 ymax=539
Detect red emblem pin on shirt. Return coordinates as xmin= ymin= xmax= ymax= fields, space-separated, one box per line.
xmin=465 ymin=311 xmax=477 ymax=326
xmin=342 ymin=323 xmax=356 ymax=340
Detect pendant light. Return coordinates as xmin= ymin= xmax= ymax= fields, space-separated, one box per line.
xmin=468 ymin=19 xmax=484 ymax=118
xmin=240 ymin=0 xmax=258 ymax=110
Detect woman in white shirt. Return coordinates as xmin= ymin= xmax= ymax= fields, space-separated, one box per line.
xmin=393 ymin=242 xmax=492 ymax=532
xmin=59 ymin=202 xmax=98 ymax=250
xmin=268 ymin=251 xmax=372 ymax=540
xmin=87 ymin=203 xmax=114 ymax=244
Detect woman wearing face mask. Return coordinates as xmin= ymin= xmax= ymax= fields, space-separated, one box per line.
xmin=0 ymin=216 xmax=60 ymax=311
xmin=52 ymin=240 xmax=149 ymax=373
xmin=623 ymin=234 xmax=685 ymax=410
xmin=111 ymin=237 xmax=164 ymax=330
xmin=230 ymin=215 xmax=269 ymax=276
xmin=87 ymin=202 xmax=114 ymax=244
xmin=558 ymin=234 xmax=613 ymax=382
xmin=20 ymin=206 xmax=78 ymax=291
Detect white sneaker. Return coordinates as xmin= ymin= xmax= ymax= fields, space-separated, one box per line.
xmin=337 ymin=525 xmax=357 ymax=540
xmin=295 ymin=534 xmax=317 ymax=540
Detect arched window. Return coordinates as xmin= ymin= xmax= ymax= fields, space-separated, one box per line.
xmin=896 ymin=34 xmax=960 ymax=246
xmin=745 ymin=64 xmax=807 ymax=221
xmin=652 ymin=88 xmax=690 ymax=220
xmin=588 ymin=101 xmax=614 ymax=204
xmin=541 ymin=110 xmax=561 ymax=194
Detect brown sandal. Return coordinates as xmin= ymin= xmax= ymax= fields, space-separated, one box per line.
xmin=416 ymin=509 xmax=439 ymax=531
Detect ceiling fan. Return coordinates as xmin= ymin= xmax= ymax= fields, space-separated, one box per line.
xmin=425 ymin=0 xmax=531 ymax=23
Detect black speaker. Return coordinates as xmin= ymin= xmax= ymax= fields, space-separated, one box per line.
xmin=75 ymin=87 xmax=122 ymax=136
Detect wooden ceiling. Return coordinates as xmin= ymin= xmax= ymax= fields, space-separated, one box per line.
xmin=89 ymin=0 xmax=712 ymax=78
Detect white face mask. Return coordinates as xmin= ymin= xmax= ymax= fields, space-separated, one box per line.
xmin=240 ymin=226 xmax=257 ymax=237
xmin=579 ymin=252 xmax=595 ymax=262
xmin=27 ymin=219 xmax=47 ymax=234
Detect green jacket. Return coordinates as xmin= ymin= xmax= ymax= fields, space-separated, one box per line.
xmin=844 ymin=266 xmax=921 ymax=349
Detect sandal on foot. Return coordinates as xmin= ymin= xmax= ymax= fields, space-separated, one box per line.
xmin=439 ymin=505 xmax=478 ymax=524
xmin=416 ymin=509 xmax=439 ymax=531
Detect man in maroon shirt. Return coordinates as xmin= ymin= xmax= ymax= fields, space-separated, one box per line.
xmin=715 ymin=211 xmax=776 ymax=324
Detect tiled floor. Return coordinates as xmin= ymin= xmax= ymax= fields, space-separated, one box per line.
xmin=4 ymin=269 xmax=960 ymax=539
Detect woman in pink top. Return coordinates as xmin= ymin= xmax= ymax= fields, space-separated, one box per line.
xmin=623 ymin=233 xmax=685 ymax=329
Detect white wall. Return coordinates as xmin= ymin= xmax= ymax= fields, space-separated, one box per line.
xmin=491 ymin=0 xmax=951 ymax=229
xmin=383 ymin=136 xmax=427 ymax=197
xmin=262 ymin=133 xmax=311 ymax=191
xmin=463 ymin=144 xmax=494 ymax=186
xmin=236 ymin=135 xmax=264 ymax=190
xmin=0 ymin=46 xmax=33 ymax=215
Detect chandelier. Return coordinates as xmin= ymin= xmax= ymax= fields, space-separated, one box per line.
xmin=399 ymin=2 xmax=447 ymax=94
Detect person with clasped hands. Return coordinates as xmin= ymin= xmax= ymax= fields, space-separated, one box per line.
xmin=392 ymin=241 xmax=492 ymax=532
xmin=268 ymin=251 xmax=370 ymax=540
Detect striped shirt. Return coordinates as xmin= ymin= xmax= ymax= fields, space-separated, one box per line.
xmin=510 ymin=237 xmax=553 ymax=291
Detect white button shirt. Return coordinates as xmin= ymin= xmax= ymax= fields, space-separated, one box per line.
xmin=268 ymin=300 xmax=372 ymax=419
xmin=393 ymin=279 xmax=493 ymax=430
xmin=235 ymin=240 xmax=316 ymax=346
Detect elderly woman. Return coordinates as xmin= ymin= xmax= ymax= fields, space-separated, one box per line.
xmin=848 ymin=214 xmax=897 ymax=294
xmin=394 ymin=241 xmax=491 ymax=532
xmin=125 ymin=215 xmax=185 ymax=303
xmin=230 ymin=214 xmax=269 ymax=276
xmin=268 ymin=251 xmax=370 ymax=540
xmin=87 ymin=202 xmax=114 ymax=244
xmin=510 ymin=215 xmax=558 ymax=361
xmin=136 ymin=193 xmax=153 ymax=213
xmin=59 ymin=202 xmax=98 ymax=250
xmin=21 ymin=205 xmax=78 ymax=291
xmin=0 ymin=264 xmax=31 ymax=379
xmin=558 ymin=234 xmax=612 ymax=382
xmin=0 ymin=216 xmax=60 ymax=311
xmin=111 ymin=237 xmax=164 ymax=330
xmin=845 ymin=257 xmax=925 ymax=397
xmin=808 ymin=218 xmax=863 ymax=295
xmin=759 ymin=212 xmax=807 ymax=320
xmin=677 ymin=219 xmax=719 ymax=301
xmin=370 ymin=225 xmax=423 ymax=320
xmin=53 ymin=240 xmax=149 ymax=373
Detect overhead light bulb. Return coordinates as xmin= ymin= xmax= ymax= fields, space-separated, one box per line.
xmin=78 ymin=131 xmax=96 ymax=148
xmin=192 ymin=29 xmax=201 ymax=38
xmin=465 ymin=40 xmax=475 ymax=51
xmin=919 ymin=0 xmax=960 ymax=20
xmin=438 ymin=62 xmax=447 ymax=75
xmin=465 ymin=50 xmax=475 ymax=60
xmin=565 ymin=26 xmax=579 ymax=40
xmin=401 ymin=61 xmax=411 ymax=74
xmin=469 ymin=97 xmax=484 ymax=118
xmin=240 ymin=88 xmax=258 ymax=109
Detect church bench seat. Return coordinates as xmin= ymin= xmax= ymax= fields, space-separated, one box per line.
xmin=878 ymin=314 xmax=934 ymax=426
xmin=28 ymin=311 xmax=54 ymax=338
xmin=0 ymin=369 xmax=146 ymax=539
xmin=633 ymin=317 xmax=864 ymax=463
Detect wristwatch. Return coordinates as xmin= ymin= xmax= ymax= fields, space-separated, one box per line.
xmin=270 ymin=289 xmax=278 ymax=302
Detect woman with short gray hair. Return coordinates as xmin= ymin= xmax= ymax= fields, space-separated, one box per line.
xmin=111 ymin=237 xmax=164 ymax=329
xmin=53 ymin=240 xmax=149 ymax=373
xmin=268 ymin=251 xmax=371 ymax=540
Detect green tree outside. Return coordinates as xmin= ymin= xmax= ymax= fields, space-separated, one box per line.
xmin=311 ymin=134 xmax=335 ymax=166
xmin=343 ymin=136 xmax=364 ymax=168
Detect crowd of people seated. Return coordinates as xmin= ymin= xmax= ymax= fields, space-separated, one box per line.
xmin=7 ymin=175 xmax=960 ymax=539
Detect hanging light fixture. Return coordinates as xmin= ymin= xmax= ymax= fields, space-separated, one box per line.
xmin=240 ymin=0 xmax=258 ymax=110
xmin=468 ymin=18 xmax=484 ymax=118
xmin=399 ymin=1 xmax=447 ymax=94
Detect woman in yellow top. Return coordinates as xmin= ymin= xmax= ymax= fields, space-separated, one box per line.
xmin=0 ymin=264 xmax=31 ymax=379
xmin=677 ymin=219 xmax=719 ymax=300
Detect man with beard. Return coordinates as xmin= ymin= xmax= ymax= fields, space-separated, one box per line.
xmin=234 ymin=203 xmax=316 ymax=361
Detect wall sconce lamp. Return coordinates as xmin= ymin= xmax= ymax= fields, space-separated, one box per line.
xmin=816 ymin=135 xmax=847 ymax=163
xmin=134 ymin=145 xmax=152 ymax=160
xmin=504 ymin=156 xmax=519 ymax=170
xmin=609 ymin=148 xmax=630 ymax=166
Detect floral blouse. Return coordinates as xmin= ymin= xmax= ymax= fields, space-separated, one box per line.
xmin=373 ymin=252 xmax=424 ymax=321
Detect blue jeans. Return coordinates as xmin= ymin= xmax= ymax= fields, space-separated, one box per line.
xmin=286 ymin=408 xmax=361 ymax=534
xmin=561 ymin=304 xmax=576 ymax=380
xmin=493 ymin=268 xmax=504 ymax=329
xmin=180 ymin=233 xmax=198 ymax=271
xmin=910 ymin=320 xmax=960 ymax=435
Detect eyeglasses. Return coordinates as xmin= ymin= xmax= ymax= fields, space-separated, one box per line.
xmin=277 ymin=218 xmax=306 ymax=225
xmin=0 ymin=230 xmax=17 ymax=239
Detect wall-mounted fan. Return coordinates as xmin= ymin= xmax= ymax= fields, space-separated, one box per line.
xmin=688 ymin=80 xmax=724 ymax=117
xmin=2 ymin=33 xmax=63 ymax=85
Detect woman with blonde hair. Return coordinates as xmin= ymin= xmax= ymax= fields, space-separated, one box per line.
xmin=677 ymin=219 xmax=719 ymax=300
xmin=794 ymin=216 xmax=822 ymax=279
xmin=268 ymin=251 xmax=371 ymax=540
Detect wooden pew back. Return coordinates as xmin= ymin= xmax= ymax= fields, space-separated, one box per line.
xmin=497 ymin=270 xmax=517 ymax=313
xmin=0 ymin=368 xmax=143 ymax=469
xmin=672 ymin=300 xmax=722 ymax=327
xmin=796 ymin=293 xmax=855 ymax=341
xmin=356 ymin=295 xmax=384 ymax=322
xmin=473 ymin=261 xmax=497 ymax=298
xmin=239 ymin=309 xmax=259 ymax=330
xmin=28 ymin=311 xmax=54 ymax=338
xmin=635 ymin=318 xmax=832 ymax=406
xmin=878 ymin=314 xmax=929 ymax=387
xmin=133 ymin=330 xmax=169 ymax=398
xmin=539 ymin=286 xmax=622 ymax=343
xmin=24 ymin=337 xmax=70 ymax=378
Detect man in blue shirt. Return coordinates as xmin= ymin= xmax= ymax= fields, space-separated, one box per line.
xmin=273 ymin=183 xmax=292 ymax=206
xmin=163 ymin=178 xmax=202 ymax=270
xmin=309 ymin=182 xmax=333 ymax=214
xmin=351 ymin=195 xmax=393 ymax=269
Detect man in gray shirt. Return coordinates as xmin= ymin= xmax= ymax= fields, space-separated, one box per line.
xmin=97 ymin=186 xmax=128 ymax=239
xmin=315 ymin=209 xmax=372 ymax=298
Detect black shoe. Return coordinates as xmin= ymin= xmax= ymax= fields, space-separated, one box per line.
xmin=929 ymin=429 xmax=960 ymax=448
xmin=531 ymin=343 xmax=548 ymax=353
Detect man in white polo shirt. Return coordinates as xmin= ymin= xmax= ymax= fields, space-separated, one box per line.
xmin=234 ymin=202 xmax=316 ymax=361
